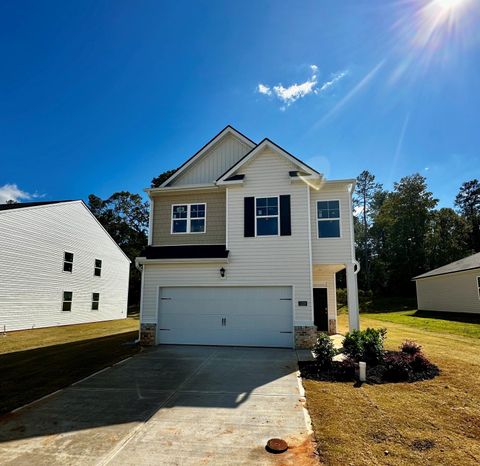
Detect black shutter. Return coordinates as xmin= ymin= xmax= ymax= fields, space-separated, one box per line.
xmin=244 ymin=197 xmax=255 ymax=237
xmin=280 ymin=195 xmax=291 ymax=236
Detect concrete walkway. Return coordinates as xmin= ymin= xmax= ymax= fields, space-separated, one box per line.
xmin=0 ymin=346 xmax=317 ymax=465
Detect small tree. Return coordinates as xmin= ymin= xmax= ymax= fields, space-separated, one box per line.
xmin=455 ymin=179 xmax=480 ymax=252
xmin=151 ymin=169 xmax=178 ymax=188
xmin=354 ymin=171 xmax=382 ymax=291
xmin=87 ymin=192 xmax=149 ymax=306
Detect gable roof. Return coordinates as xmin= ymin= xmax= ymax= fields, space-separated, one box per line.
xmin=0 ymin=200 xmax=73 ymax=211
xmin=159 ymin=125 xmax=256 ymax=187
xmin=0 ymin=200 xmax=131 ymax=262
xmin=216 ymin=138 xmax=320 ymax=183
xmin=413 ymin=252 xmax=480 ymax=280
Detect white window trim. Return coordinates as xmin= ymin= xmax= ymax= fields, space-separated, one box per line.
xmin=94 ymin=258 xmax=102 ymax=277
xmin=255 ymin=196 xmax=280 ymax=237
xmin=317 ymin=199 xmax=342 ymax=239
xmin=171 ymin=203 xmax=207 ymax=234
xmin=63 ymin=251 xmax=74 ymax=273
xmin=477 ymin=276 xmax=480 ymax=300
xmin=92 ymin=292 xmax=100 ymax=310
xmin=62 ymin=291 xmax=73 ymax=312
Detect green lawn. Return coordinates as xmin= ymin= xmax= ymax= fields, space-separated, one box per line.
xmin=304 ymin=309 xmax=480 ymax=465
xmin=360 ymin=309 xmax=480 ymax=339
xmin=0 ymin=317 xmax=140 ymax=416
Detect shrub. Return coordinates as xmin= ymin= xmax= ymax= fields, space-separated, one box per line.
xmin=312 ymin=332 xmax=336 ymax=368
xmin=383 ymin=352 xmax=412 ymax=382
xmin=400 ymin=340 xmax=422 ymax=355
xmin=333 ymin=358 xmax=356 ymax=381
xmin=342 ymin=327 xmax=387 ymax=365
xmin=410 ymin=353 xmax=432 ymax=372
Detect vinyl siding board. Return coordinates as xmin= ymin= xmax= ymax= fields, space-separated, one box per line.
xmin=416 ymin=270 xmax=480 ymax=314
xmin=142 ymin=148 xmax=314 ymax=326
xmin=0 ymin=202 xmax=130 ymax=331
xmin=172 ymin=134 xmax=252 ymax=186
xmin=151 ymin=189 xmax=226 ymax=245
xmin=310 ymin=184 xmax=354 ymax=264
xmin=226 ymin=148 xmax=313 ymax=324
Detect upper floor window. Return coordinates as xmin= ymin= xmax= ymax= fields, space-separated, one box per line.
xmin=94 ymin=259 xmax=102 ymax=277
xmin=317 ymin=200 xmax=341 ymax=238
xmin=62 ymin=291 xmax=73 ymax=311
xmin=171 ymin=203 xmax=206 ymax=234
xmin=63 ymin=252 xmax=74 ymax=272
xmin=256 ymin=197 xmax=278 ymax=236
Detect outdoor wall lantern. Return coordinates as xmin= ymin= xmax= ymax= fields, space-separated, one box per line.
xmin=219 ymin=267 xmax=226 ymax=278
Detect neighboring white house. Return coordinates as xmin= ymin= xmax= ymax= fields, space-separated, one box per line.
xmin=136 ymin=126 xmax=360 ymax=349
xmin=0 ymin=200 xmax=130 ymax=331
xmin=413 ymin=252 xmax=480 ymax=314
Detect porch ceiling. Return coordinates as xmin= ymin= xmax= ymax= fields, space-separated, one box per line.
xmin=313 ymin=264 xmax=346 ymax=274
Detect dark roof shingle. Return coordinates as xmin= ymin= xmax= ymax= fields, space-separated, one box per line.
xmin=413 ymin=252 xmax=480 ymax=280
xmin=140 ymin=245 xmax=229 ymax=260
xmin=0 ymin=200 xmax=74 ymax=211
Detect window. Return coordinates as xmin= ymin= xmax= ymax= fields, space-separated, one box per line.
xmin=94 ymin=259 xmax=102 ymax=277
xmin=256 ymin=197 xmax=279 ymax=236
xmin=477 ymin=276 xmax=480 ymax=300
xmin=171 ymin=203 xmax=206 ymax=234
xmin=92 ymin=293 xmax=100 ymax=310
xmin=63 ymin=252 xmax=74 ymax=272
xmin=62 ymin=291 xmax=73 ymax=312
xmin=317 ymin=200 xmax=341 ymax=238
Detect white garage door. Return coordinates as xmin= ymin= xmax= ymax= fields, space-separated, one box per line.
xmin=157 ymin=286 xmax=293 ymax=348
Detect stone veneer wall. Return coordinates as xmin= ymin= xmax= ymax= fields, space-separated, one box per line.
xmin=140 ymin=323 xmax=157 ymax=346
xmin=294 ymin=326 xmax=317 ymax=349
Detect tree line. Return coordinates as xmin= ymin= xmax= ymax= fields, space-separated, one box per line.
xmin=85 ymin=170 xmax=479 ymax=305
xmin=354 ymin=172 xmax=480 ymax=296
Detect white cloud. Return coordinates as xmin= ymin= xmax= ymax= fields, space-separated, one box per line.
xmin=317 ymin=71 xmax=348 ymax=93
xmin=0 ymin=184 xmax=41 ymax=204
xmin=257 ymin=83 xmax=272 ymax=95
xmin=257 ymin=65 xmax=347 ymax=108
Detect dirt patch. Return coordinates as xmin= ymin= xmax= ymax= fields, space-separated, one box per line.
xmin=411 ymin=439 xmax=435 ymax=451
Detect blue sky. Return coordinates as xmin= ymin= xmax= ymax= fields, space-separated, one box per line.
xmin=1 ymin=0 xmax=479 ymax=207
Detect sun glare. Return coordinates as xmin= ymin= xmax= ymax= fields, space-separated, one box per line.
xmin=415 ymin=0 xmax=474 ymax=47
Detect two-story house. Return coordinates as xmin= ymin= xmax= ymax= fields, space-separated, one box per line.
xmin=0 ymin=200 xmax=130 ymax=331
xmin=136 ymin=126 xmax=360 ymax=349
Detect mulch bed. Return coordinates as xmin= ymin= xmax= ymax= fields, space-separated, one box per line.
xmin=299 ymin=351 xmax=440 ymax=384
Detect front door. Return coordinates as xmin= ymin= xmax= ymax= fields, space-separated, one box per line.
xmin=313 ymin=288 xmax=328 ymax=331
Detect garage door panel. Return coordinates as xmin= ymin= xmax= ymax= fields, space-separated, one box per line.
xmin=157 ymin=286 xmax=293 ymax=348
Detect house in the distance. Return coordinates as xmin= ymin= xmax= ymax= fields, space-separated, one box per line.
xmin=413 ymin=252 xmax=480 ymax=314
xmin=136 ymin=126 xmax=360 ymax=349
xmin=0 ymin=200 xmax=130 ymax=332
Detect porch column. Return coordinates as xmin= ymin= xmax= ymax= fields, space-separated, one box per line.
xmin=346 ymin=263 xmax=360 ymax=331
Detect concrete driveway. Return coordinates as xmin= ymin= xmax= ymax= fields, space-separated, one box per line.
xmin=0 ymin=346 xmax=317 ymax=465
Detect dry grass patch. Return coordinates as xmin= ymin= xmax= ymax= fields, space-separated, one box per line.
xmin=0 ymin=318 xmax=140 ymax=415
xmin=304 ymin=312 xmax=480 ymax=465
xmin=0 ymin=317 xmax=139 ymax=354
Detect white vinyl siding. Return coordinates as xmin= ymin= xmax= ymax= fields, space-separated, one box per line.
xmin=141 ymin=149 xmax=314 ymax=326
xmin=0 ymin=202 xmax=130 ymax=332
xmin=310 ymin=184 xmax=354 ymax=264
xmin=416 ymin=269 xmax=480 ymax=314
xmin=227 ymin=148 xmax=313 ymax=324
xmin=172 ymin=134 xmax=252 ymax=186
